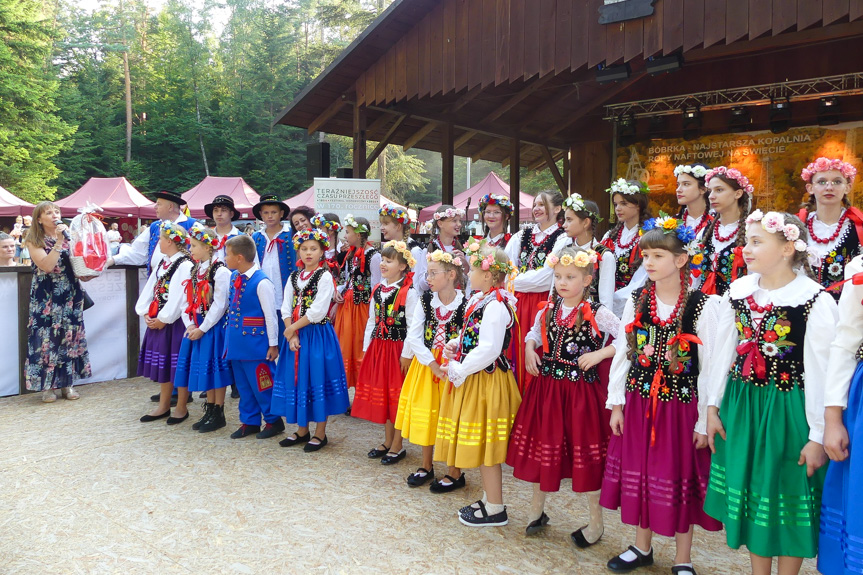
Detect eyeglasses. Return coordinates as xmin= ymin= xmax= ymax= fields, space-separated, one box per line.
xmin=484 ymin=210 xmax=503 ymax=217
xmin=814 ymin=178 xmax=847 ymax=187
xmin=425 ymin=270 xmax=443 ymax=280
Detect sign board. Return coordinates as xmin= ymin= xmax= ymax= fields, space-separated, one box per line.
xmin=313 ymin=178 xmax=382 ymax=243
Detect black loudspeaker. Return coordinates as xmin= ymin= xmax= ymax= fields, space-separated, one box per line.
xmin=306 ymin=142 xmax=331 ymax=180
xmin=336 ymin=168 xmax=353 ymax=178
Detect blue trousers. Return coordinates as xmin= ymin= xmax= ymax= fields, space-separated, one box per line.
xmin=230 ymin=359 xmax=279 ymax=426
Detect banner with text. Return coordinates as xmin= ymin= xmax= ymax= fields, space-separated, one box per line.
xmin=314 ymin=178 xmax=382 ymax=243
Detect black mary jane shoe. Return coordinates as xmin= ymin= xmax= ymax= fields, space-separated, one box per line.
xmin=571 ymin=525 xmax=604 ymax=548
xmin=230 ymin=424 xmax=261 ymax=439
xmin=279 ymin=431 xmax=311 ymax=447
xmin=458 ymin=501 xmax=508 ymax=527
xmin=303 ymin=436 xmax=328 ymax=452
xmin=367 ymin=444 xmax=390 ymax=459
xmin=607 ymin=546 xmax=654 ymax=573
xmin=525 ymin=512 xmax=550 ymax=536
xmin=671 ymin=566 xmax=697 ymax=575
xmin=407 ymin=467 xmax=435 ymax=487
xmin=429 ymin=473 xmax=466 ymax=493
xmin=140 ymin=411 xmax=171 ymax=423
xmin=166 ymin=412 xmax=189 ymax=425
xmin=380 ymin=449 xmax=407 ymax=465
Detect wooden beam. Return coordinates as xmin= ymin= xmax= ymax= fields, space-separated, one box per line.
xmin=541 ymin=146 xmax=567 ymax=194
xmin=528 ymin=150 xmax=564 ymax=172
xmin=518 ymin=85 xmax=580 ymax=130
xmin=482 ymin=73 xmax=554 ymax=123
xmin=563 ymin=152 xmax=571 ymax=195
xmin=366 ymin=111 xmax=398 ymax=137
xmin=451 ymin=84 xmax=485 ymax=113
xmin=501 ymin=143 xmax=535 ymax=168
xmin=442 ymin=122 xmax=454 ymax=205
xmin=471 ymin=139 xmax=501 ymax=162
xmin=307 ymin=97 xmax=348 ymax=135
xmin=403 ymin=121 xmax=438 ymax=151
xmin=510 ymin=138 xmax=521 ymax=234
xmin=454 ymin=130 xmax=478 ymax=150
xmin=547 ymin=73 xmax=645 ymax=138
xmin=352 ymin=104 xmax=367 ymax=179
xmin=366 ymin=114 xmax=409 ymax=167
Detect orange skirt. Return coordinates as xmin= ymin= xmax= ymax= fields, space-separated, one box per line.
xmin=334 ymin=293 xmax=368 ymax=389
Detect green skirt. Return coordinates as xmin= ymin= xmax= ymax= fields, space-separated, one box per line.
xmin=703 ymin=375 xmax=825 ymax=558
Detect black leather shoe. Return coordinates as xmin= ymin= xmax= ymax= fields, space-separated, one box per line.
xmin=429 ymin=473 xmax=466 ymax=493
xmin=407 ymin=468 xmax=435 ymax=487
xmin=279 ymin=431 xmax=311 ymax=447
xmin=198 ymin=391 xmax=207 ymax=399
xmin=571 ymin=525 xmax=603 ymax=548
xmin=230 ymin=386 xmax=239 ymax=399
xmin=140 ymin=411 xmax=170 ymax=422
xmin=368 ymin=444 xmax=390 ymax=458
xmin=166 ymin=412 xmax=189 ymax=425
xmin=198 ymin=405 xmax=226 ymax=433
xmin=607 ymin=546 xmax=654 ymax=573
xmin=458 ymin=501 xmax=508 ymax=527
xmin=380 ymin=449 xmax=406 ymax=465
xmin=192 ymin=403 xmax=213 ymax=430
xmin=525 ymin=512 xmax=550 ymax=535
xmin=230 ymin=424 xmax=260 ymax=439
xmin=150 ymin=393 xmax=180 ymax=406
xmin=256 ymin=419 xmax=285 ymax=439
xmin=671 ymin=566 xmax=697 ymax=575
xmin=303 ymin=436 xmax=328 ymax=452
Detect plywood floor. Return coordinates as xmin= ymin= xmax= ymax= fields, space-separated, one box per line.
xmin=0 ymin=378 xmax=818 ymax=574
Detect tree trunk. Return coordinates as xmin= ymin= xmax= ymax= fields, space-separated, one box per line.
xmin=120 ymin=0 xmax=132 ymax=163
xmin=378 ymin=148 xmax=387 ymax=194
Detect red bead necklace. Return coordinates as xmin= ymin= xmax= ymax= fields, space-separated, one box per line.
xmin=745 ymin=295 xmax=773 ymax=314
xmin=683 ymin=209 xmax=711 ymax=234
xmin=713 ymin=221 xmax=740 ymax=243
xmin=807 ymin=211 xmax=848 ymax=244
xmin=300 ymin=268 xmax=317 ymax=281
xmin=616 ymin=224 xmax=639 ymax=249
xmin=648 ymin=283 xmax=686 ymax=327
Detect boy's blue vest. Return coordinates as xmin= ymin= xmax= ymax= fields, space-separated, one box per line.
xmin=224 ymin=269 xmax=272 ymax=361
xmin=253 ymin=229 xmax=295 ymax=294
xmin=147 ymin=218 xmax=198 ymax=274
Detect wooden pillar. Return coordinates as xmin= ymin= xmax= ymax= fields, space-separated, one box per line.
xmin=441 ymin=121 xmax=454 ymax=205
xmin=510 ymin=138 xmax=521 ymax=234
xmin=17 ymin=268 xmax=31 ymax=395
xmin=352 ymin=104 xmax=367 ymax=179
xmin=125 ymin=267 xmax=140 ymax=377
xmin=562 ymin=151 xmax=571 ymax=196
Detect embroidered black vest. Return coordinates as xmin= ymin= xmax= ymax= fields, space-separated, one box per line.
xmin=625 ymin=289 xmax=707 ymax=404
xmin=730 ymin=294 xmax=818 ymax=391
xmin=605 ymin=228 xmax=641 ymax=290
xmin=518 ymin=226 xmax=565 ymax=274
xmin=290 ymin=267 xmax=329 ymax=325
xmin=701 ymin=232 xmax=745 ymax=297
xmin=420 ymin=291 xmax=466 ymax=351
xmin=459 ymin=295 xmax=513 ymax=373
xmin=191 ymin=260 xmax=225 ymax=319
xmin=346 ymin=246 xmax=377 ymax=305
xmin=540 ymin=299 xmax=605 ymax=382
xmin=810 ymin=217 xmax=861 ymax=301
xmin=371 ymin=283 xmax=409 ymax=341
xmin=153 ymin=256 xmax=191 ymax=314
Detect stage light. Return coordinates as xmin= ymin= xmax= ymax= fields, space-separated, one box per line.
xmin=648 ymin=115 xmax=666 ymax=140
xmin=682 ymin=106 xmax=701 ymax=141
xmin=617 ymin=112 xmax=637 ymax=146
xmin=769 ymin=97 xmax=791 ymax=134
xmin=728 ymin=106 xmax=751 ymax=133
xmin=646 ymin=54 xmax=683 ymax=76
xmin=596 ymin=63 xmax=631 ymax=84
xmin=818 ymin=97 xmax=841 ymax=126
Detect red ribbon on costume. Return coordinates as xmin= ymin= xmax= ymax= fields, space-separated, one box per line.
xmin=646 ymin=368 xmax=666 ymax=446
xmin=827 ymin=271 xmax=863 ymax=298
xmin=216 ymin=235 xmax=228 ymax=250
xmin=391 ymin=272 xmax=414 ymax=315
xmin=579 ymin=301 xmax=601 ymax=338
xmin=846 ymin=207 xmax=863 ymax=246
xmin=701 ymin=271 xmax=718 ymax=295
xmin=731 ymin=245 xmax=746 ymax=282
xmin=736 ymin=339 xmax=767 ymax=380
xmin=266 ymin=237 xmax=285 ymax=253
xmin=183 ymin=279 xmax=198 ymax=326
xmin=539 ymin=300 xmax=553 ymax=352
xmin=624 ymin=312 xmax=644 ymax=334
xmin=350 ymin=245 xmax=368 ymax=273
xmin=231 ymin=274 xmax=244 ymax=307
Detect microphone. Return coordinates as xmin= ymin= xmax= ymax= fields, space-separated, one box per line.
xmin=54 ymin=219 xmax=70 ymax=241
xmin=461 ymin=198 xmax=472 ymax=243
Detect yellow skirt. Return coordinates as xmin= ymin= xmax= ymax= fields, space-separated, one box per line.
xmin=395 ymin=356 xmax=446 ymax=446
xmin=434 ymin=368 xmax=522 ymax=469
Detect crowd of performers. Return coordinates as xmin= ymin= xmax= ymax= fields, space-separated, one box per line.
xmin=129 ymin=156 xmax=863 ymax=575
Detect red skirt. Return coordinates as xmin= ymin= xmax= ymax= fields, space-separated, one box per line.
xmin=510 ymin=291 xmax=547 ymax=391
xmin=352 ymin=338 xmax=405 ymax=424
xmin=507 ymin=373 xmax=610 ymax=492
xmin=334 ymin=294 xmax=368 ymax=389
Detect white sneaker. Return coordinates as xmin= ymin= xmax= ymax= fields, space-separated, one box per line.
xmin=42 ymin=389 xmax=57 ymax=403
xmin=62 ymin=387 xmax=80 ymax=400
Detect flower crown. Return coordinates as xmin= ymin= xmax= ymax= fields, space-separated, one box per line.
xmin=464 ymin=240 xmax=518 ymax=277
xmin=674 ymin=164 xmax=709 ymax=179
xmin=426 ymin=249 xmax=463 ymax=267
xmin=606 ymin=178 xmax=649 ymax=196
xmin=746 ymin=210 xmax=807 ymax=252
xmin=800 ymin=157 xmax=857 ymax=184
xmin=188 ymin=224 xmax=218 ymax=249
xmin=293 ymin=228 xmax=330 ymax=250
xmin=160 ymin=221 xmax=189 ymax=246
xmin=311 ymin=213 xmax=342 ymax=233
xmin=433 ymin=207 xmax=465 ymax=221
xmin=641 ymin=212 xmax=697 ymax=244
xmin=383 ymin=240 xmax=417 ymax=268
xmin=379 ymin=204 xmax=412 ymax=225
xmin=704 ymin=166 xmax=755 ymax=195
xmin=545 ymin=249 xmax=598 ymax=269
xmin=479 ymin=193 xmax=513 ymax=213
xmin=343 ymin=214 xmax=369 ymax=234
xmin=563 ymin=193 xmax=603 ymax=222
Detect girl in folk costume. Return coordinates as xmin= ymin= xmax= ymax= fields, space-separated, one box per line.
xmin=601 ymin=216 xmax=722 ymax=575
xmin=480 ymin=193 xmax=513 ymax=248
xmin=821 ymin=254 xmax=863 ymax=574
xmin=436 ymin=243 xmax=521 ymax=526
xmin=272 ymin=229 xmax=350 ymax=452
xmin=396 ymin=250 xmax=468 ymax=491
xmin=380 ymin=204 xmax=427 ymax=292
xmin=135 ymin=222 xmax=195 ymax=423
xmin=507 ymin=246 xmax=619 ymax=541
xmin=311 ymin=213 xmax=344 ymax=323
xmin=504 ymin=191 xmax=566 ymax=389
xmin=175 ymin=226 xmax=232 ymax=432
xmin=334 ymin=216 xmax=381 ymax=391
xmin=674 ymin=164 xmax=714 ymax=238
xmin=704 ymin=211 xmax=836 ymax=575
xmin=561 ymin=193 xmax=611 ymax=307
xmin=698 ymin=166 xmax=754 ymax=296
xmin=354 ymin=240 xmax=419 ymax=465
xmin=428 ymin=205 xmax=469 ymax=281
xmin=598 ymin=179 xmax=652 ymax=317
xmin=798 ymin=157 xmax=862 ymax=300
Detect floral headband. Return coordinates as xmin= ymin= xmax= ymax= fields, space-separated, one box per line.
xmin=426 ymin=249 xmax=463 ymax=267
xmin=563 ymin=193 xmax=603 ymax=222
xmin=746 ymin=210 xmax=807 ymax=252
xmin=800 ymin=157 xmax=857 ymax=184
xmin=642 ymin=212 xmax=697 ymax=244
xmin=383 ymin=240 xmax=417 ymax=268
xmin=160 ymin=221 xmax=189 ymax=246
xmin=704 ymin=166 xmax=755 ymax=195
xmin=343 ymin=214 xmax=369 ymax=234
xmin=479 ymin=193 xmax=513 ymax=213
xmin=379 ymin=204 xmax=412 ymax=225
xmin=311 ymin=213 xmax=343 ymax=233
xmin=545 ymin=249 xmax=598 ymax=269
xmin=188 ymin=224 xmax=218 ymax=248
xmin=464 ymin=240 xmax=518 ymax=277
xmin=293 ymin=228 xmax=330 ymax=250
xmin=433 ymin=207 xmax=465 ymax=221
xmin=674 ymin=164 xmax=709 ymax=179
xmin=606 ymin=178 xmax=649 ymax=196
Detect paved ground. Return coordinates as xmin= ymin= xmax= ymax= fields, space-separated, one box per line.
xmin=0 ymin=378 xmax=818 ymax=574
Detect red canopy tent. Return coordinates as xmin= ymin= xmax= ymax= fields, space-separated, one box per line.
xmin=418 ymin=172 xmax=534 ymax=223
xmin=182 ymin=176 xmax=260 ymax=220
xmin=0 ymin=185 xmax=33 ymax=217
xmin=55 ymin=177 xmax=156 ymax=219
